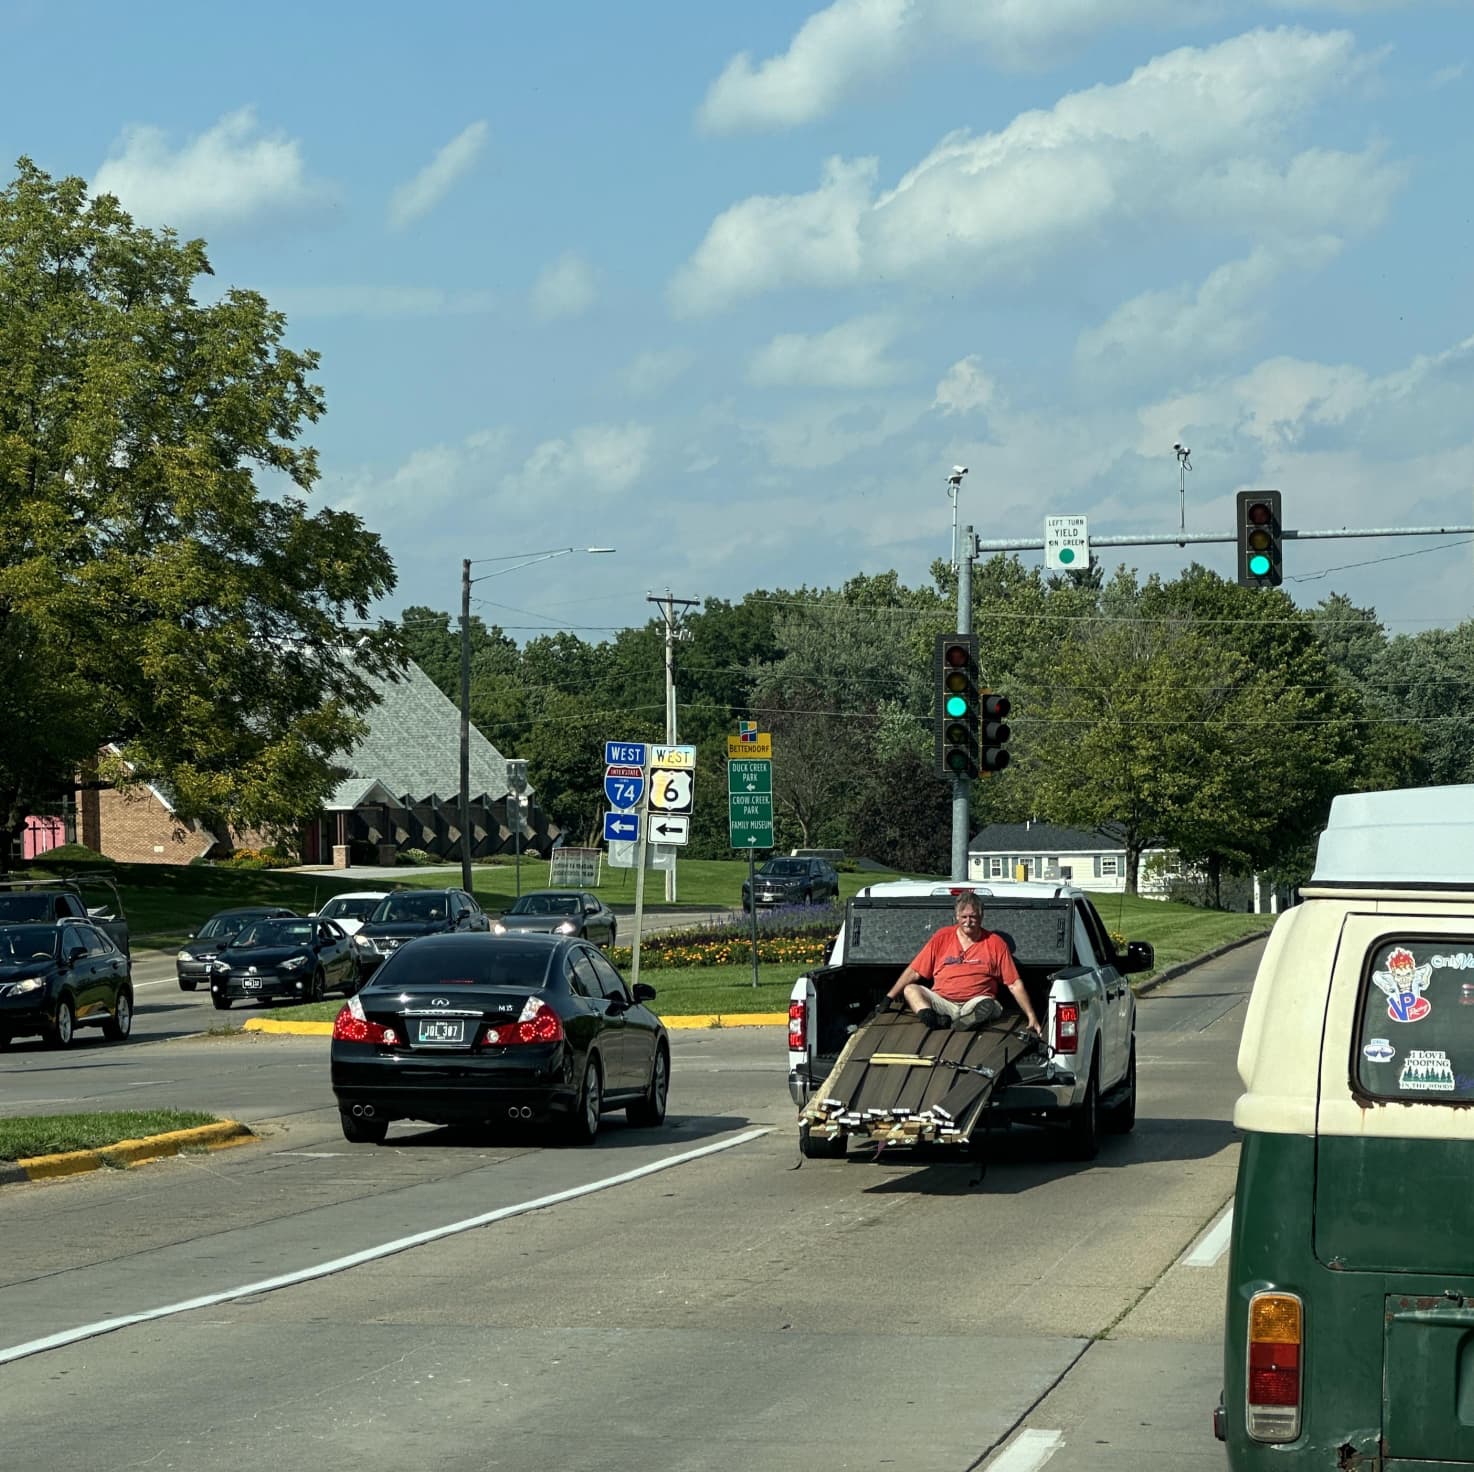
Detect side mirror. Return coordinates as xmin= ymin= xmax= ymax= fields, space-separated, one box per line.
xmin=186 ymin=931 xmax=197 ymax=941
xmin=1119 ymin=940 xmax=1155 ymax=975
xmin=309 ymin=911 xmax=318 ymax=918
xmin=66 ymin=945 xmax=87 ymax=964
xmin=632 ymin=982 xmax=657 ymax=1004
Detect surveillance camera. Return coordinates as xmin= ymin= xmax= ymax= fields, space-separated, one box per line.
xmin=952 ymin=466 xmax=968 ymax=477
xmin=1173 ymin=443 xmax=1183 ymax=452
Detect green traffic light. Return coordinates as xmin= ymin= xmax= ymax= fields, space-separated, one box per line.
xmin=1248 ymin=553 xmax=1271 ymax=577
xmin=945 ymin=694 xmax=969 ymax=718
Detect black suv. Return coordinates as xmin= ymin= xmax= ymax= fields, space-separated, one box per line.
xmin=352 ymin=888 xmax=490 ymax=979
xmin=742 ymin=856 xmax=841 ymax=911
xmin=176 ymin=906 xmax=299 ymax=991
xmin=0 ymin=920 xmax=133 ymax=1049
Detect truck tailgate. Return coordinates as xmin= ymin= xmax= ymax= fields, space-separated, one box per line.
xmin=803 ymin=1009 xmax=1041 ymax=1146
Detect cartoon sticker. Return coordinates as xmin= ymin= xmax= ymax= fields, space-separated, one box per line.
xmin=1372 ymin=946 xmax=1433 ymax=1023
xmin=1399 ymin=1049 xmax=1455 ymax=1092
xmin=1363 ymin=1037 xmax=1395 ymax=1064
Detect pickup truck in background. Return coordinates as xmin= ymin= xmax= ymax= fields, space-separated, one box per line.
xmin=787 ymin=880 xmax=1154 ymax=1159
xmin=0 ymin=877 xmax=131 ymax=957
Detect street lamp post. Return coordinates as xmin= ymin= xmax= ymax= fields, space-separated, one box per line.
xmin=457 ymin=547 xmax=615 ymax=894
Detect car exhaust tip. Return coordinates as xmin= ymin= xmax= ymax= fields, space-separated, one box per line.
xmin=351 ymin=1105 xmax=364 ymax=1117
xmin=361 ymin=1104 xmax=375 ymax=1117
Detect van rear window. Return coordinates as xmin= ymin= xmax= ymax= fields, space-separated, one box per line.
xmin=1354 ymin=937 xmax=1474 ymax=1101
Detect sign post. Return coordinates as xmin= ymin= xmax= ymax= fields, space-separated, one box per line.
xmin=727 ymin=729 xmax=773 ymax=988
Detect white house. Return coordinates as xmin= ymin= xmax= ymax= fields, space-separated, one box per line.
xmin=968 ymin=820 xmax=1179 ymax=897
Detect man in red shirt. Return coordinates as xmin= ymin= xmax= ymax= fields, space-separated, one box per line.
xmin=884 ymin=893 xmax=1043 ymax=1035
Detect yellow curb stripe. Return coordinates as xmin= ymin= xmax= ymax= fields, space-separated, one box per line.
xmin=14 ymin=1121 xmax=254 ymax=1182
xmin=243 ymin=1018 xmax=335 ymax=1035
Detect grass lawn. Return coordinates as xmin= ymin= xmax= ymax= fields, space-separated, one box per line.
xmin=0 ymin=1109 xmax=218 ymax=1161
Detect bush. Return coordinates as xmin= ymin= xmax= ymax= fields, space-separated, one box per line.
xmin=31 ymin=843 xmax=115 ymax=868
xmin=221 ymin=847 xmax=295 ymax=871
xmin=401 ymin=848 xmax=437 ymax=867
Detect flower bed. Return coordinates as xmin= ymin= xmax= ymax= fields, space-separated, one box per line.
xmin=612 ymin=903 xmax=839 ymax=971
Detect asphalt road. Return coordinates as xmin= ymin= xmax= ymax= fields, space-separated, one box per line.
xmin=0 ymin=942 xmax=1258 ymax=1471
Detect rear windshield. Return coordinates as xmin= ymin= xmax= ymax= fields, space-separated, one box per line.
xmin=1354 ymin=936 xmax=1474 ymax=1102
xmin=846 ymin=903 xmax=1073 ymax=966
xmin=368 ymin=944 xmax=554 ymax=990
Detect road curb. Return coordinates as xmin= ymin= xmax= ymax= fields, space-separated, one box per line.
xmin=3 ymin=1121 xmax=255 ymax=1183
xmin=1134 ymin=928 xmax=1270 ymax=998
xmin=244 ymin=1018 xmax=334 ymax=1036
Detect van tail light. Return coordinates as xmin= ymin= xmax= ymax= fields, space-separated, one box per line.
xmin=1054 ymin=1002 xmax=1079 ymax=1054
xmin=483 ymin=1002 xmax=565 ymax=1046
xmin=1246 ymin=1291 xmax=1302 ymax=1443
xmin=788 ymin=1000 xmax=807 ymax=1052
xmin=332 ymin=995 xmax=398 ymax=1045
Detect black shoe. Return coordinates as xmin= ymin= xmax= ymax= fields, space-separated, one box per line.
xmin=918 ymin=1007 xmax=951 ymax=1030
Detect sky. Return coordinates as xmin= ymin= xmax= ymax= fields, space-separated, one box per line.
xmin=5 ymin=0 xmax=1474 ymax=645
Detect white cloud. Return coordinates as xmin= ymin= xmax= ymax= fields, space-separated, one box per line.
xmin=505 ymin=423 xmax=653 ymax=496
xmin=531 ymin=251 xmax=598 ymax=320
xmin=388 ymin=121 xmax=489 ymax=229
xmin=1076 ymin=238 xmax=1342 ymax=381
xmin=622 ymin=348 xmax=696 ymax=397
xmin=748 ymin=315 xmax=905 ymax=388
xmin=698 ymin=0 xmax=1417 ymax=131
xmin=93 ymin=107 xmax=329 ymax=229
xmin=1432 ymin=61 xmax=1467 ymax=88
xmin=934 ymin=357 xmax=997 ymax=417
xmin=265 ymin=286 xmax=497 ymax=319
xmin=673 ymin=29 xmax=1393 ymax=315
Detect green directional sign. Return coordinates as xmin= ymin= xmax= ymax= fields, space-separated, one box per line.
xmin=728 ymin=758 xmax=774 ymax=848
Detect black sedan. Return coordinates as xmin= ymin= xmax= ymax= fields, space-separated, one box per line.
xmin=207 ymin=916 xmax=357 ymax=1010
xmin=0 ymin=921 xmax=133 ymax=1049
xmin=352 ymin=888 xmax=490 ymax=980
xmin=741 ymin=856 xmax=841 ymax=911
xmin=492 ymin=890 xmax=617 ymax=947
xmin=176 ymin=905 xmax=299 ymax=991
xmin=330 ymin=933 xmax=669 ymax=1146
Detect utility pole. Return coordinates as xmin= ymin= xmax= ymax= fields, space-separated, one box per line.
xmin=458 ymin=559 xmax=474 ymax=894
xmin=647 ymin=591 xmax=699 ymax=902
xmin=952 ymin=526 xmax=974 ymax=881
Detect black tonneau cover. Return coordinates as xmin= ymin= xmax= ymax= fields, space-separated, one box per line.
xmin=802 ymin=1007 xmax=1042 ymax=1146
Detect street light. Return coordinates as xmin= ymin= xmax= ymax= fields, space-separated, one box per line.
xmin=458 ymin=547 xmax=615 ymax=892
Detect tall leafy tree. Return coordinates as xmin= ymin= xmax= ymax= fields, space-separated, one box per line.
xmin=0 ymin=160 xmax=400 ymax=861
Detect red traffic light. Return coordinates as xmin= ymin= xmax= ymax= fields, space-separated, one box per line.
xmin=1247 ymin=500 xmax=1273 ymax=526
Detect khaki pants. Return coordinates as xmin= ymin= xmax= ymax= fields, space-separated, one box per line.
xmin=914 ymin=988 xmax=1003 ymax=1030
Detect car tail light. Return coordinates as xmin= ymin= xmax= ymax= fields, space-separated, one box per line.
xmin=483 ymin=1002 xmax=565 ymax=1047
xmin=332 ymin=995 xmax=398 ymax=1045
xmin=1246 ymin=1291 xmax=1302 ymax=1442
xmin=788 ymin=999 xmax=807 ymax=1052
xmin=1053 ymin=1002 xmax=1079 ymax=1053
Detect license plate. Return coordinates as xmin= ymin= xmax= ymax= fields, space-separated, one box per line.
xmin=417 ymin=1019 xmax=465 ymax=1044
xmin=243 ymin=978 xmax=260 ymax=990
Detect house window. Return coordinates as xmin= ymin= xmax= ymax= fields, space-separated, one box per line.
xmin=1100 ymin=856 xmax=1119 ymax=878
xmin=989 ymin=857 xmax=1002 ymax=878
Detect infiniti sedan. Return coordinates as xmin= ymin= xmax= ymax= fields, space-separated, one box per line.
xmin=208 ymin=916 xmax=357 ymax=1009
xmin=330 ymin=933 xmax=669 ymax=1146
xmin=492 ymin=890 xmax=617 ymax=947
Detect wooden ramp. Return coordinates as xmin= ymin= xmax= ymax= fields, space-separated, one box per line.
xmin=802 ymin=1007 xmax=1041 ymax=1147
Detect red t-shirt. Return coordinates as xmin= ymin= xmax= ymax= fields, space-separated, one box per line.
xmin=909 ymin=925 xmax=1020 ymax=1004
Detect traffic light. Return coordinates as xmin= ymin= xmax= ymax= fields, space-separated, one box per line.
xmin=981 ymin=692 xmax=1012 ymax=772
xmin=935 ymin=633 xmax=979 ymax=780
xmin=1237 ymin=490 xmax=1283 ymax=589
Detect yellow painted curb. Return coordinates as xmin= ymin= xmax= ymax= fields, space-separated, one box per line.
xmin=243 ymin=1012 xmax=788 ymax=1037
xmin=12 ymin=1121 xmax=255 ymax=1182
xmin=243 ymin=1018 xmax=335 ymax=1036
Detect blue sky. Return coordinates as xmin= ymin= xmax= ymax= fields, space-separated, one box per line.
xmin=5 ymin=0 xmax=1474 ymax=641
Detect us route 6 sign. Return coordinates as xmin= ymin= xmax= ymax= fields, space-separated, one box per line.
xmin=647 ymin=766 xmax=694 ymax=815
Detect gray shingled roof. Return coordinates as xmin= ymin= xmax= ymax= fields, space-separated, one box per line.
xmin=969 ymin=821 xmax=1121 ymax=853
xmin=326 ymin=660 xmax=510 ymax=810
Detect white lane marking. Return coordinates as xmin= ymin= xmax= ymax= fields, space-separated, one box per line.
xmin=275 ymin=1151 xmax=342 ymax=1158
xmin=0 ymin=1127 xmax=770 ymax=1365
xmin=1184 ymin=1204 xmax=1234 ymax=1267
xmin=989 ymin=1428 xmax=1064 ymax=1471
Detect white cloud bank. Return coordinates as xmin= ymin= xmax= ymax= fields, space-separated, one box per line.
xmin=388 ymin=121 xmax=489 ymax=229
xmin=531 ymin=251 xmax=598 ymax=320
xmin=93 ymin=107 xmax=330 ymax=229
xmin=673 ymin=28 xmax=1398 ymax=316
xmin=748 ymin=315 xmax=905 ymax=388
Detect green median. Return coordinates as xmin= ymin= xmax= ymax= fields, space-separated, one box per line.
xmin=0 ymin=1109 xmax=218 ymax=1162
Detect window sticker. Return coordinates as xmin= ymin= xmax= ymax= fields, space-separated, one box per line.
xmin=1363 ymin=1038 xmax=1395 ymax=1064
xmin=1399 ymin=1049 xmax=1455 ymax=1093
xmin=1372 ymin=946 xmax=1433 ymax=1023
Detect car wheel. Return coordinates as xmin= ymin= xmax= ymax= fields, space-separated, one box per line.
xmin=102 ymin=989 xmax=133 ymax=1042
xmin=608 ymin=924 xmax=617 ymax=949
xmin=342 ymin=965 xmax=362 ymax=998
xmin=211 ymin=991 xmax=232 ymax=1011
xmin=564 ymin=1055 xmax=603 ymax=1146
xmin=627 ymin=1043 xmax=669 ymax=1127
xmin=799 ymin=1124 xmax=847 ymax=1159
xmin=48 ymin=996 xmax=76 ymax=1049
xmin=802 ymin=889 xmax=813 ymax=906
xmin=1065 ymin=1055 xmax=1101 ymax=1161
xmin=0 ymin=1032 xmax=11 ymax=1050
xmin=1104 ymin=1041 xmax=1137 ymax=1134
xmin=307 ymin=968 xmax=325 ymax=1004
xmin=179 ymin=978 xmax=197 ymax=992
xmin=340 ymin=1109 xmax=388 ymax=1145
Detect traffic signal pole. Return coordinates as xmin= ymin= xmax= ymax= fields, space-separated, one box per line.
xmin=953 ymin=526 xmax=973 ymax=882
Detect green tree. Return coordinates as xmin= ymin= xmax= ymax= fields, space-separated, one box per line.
xmin=0 ymin=159 xmax=400 ymax=862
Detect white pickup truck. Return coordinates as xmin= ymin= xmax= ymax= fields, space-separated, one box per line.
xmin=786 ymin=880 xmax=1154 ymax=1158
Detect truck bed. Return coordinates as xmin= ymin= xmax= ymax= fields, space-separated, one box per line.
xmin=802 ymin=1007 xmax=1043 ymax=1147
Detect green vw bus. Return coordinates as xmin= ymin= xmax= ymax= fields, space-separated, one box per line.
xmin=1219 ymin=785 xmax=1474 ymax=1468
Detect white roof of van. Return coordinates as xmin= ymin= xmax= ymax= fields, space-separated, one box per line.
xmin=1313 ymin=785 xmax=1474 ymax=885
